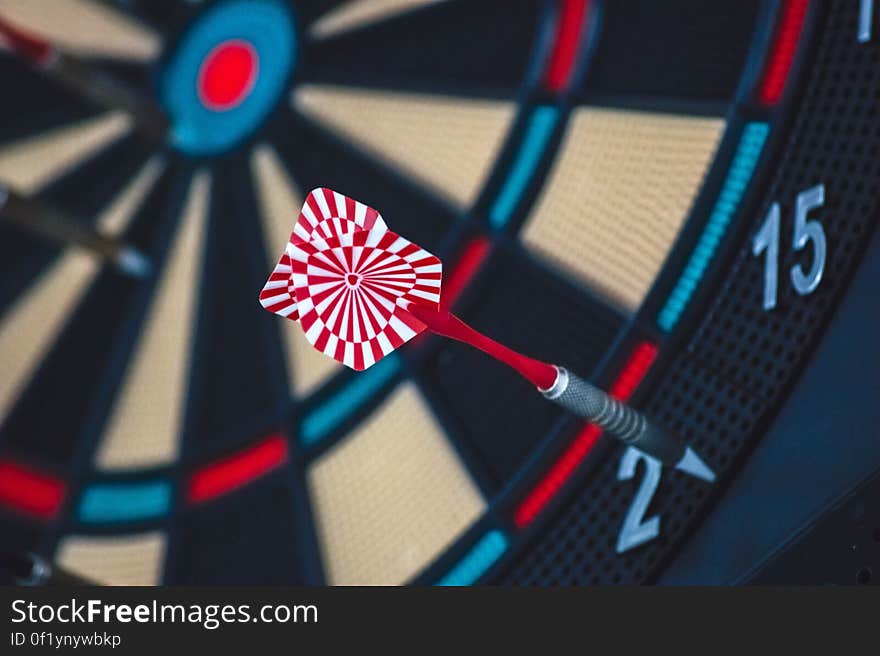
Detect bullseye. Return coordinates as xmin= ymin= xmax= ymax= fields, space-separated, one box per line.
xmin=198 ymin=40 xmax=258 ymax=111
xmin=159 ymin=0 xmax=296 ymax=154
xmin=346 ymin=274 xmax=360 ymax=286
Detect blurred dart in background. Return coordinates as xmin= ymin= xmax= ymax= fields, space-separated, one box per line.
xmin=0 ymin=182 xmax=151 ymax=277
xmin=0 ymin=12 xmax=156 ymax=277
xmin=0 ymin=13 xmax=168 ymax=141
xmin=261 ymin=189 xmax=715 ymax=481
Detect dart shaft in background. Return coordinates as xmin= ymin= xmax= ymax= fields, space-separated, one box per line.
xmin=0 ymin=185 xmax=151 ymax=277
xmin=45 ymin=52 xmax=170 ymax=140
xmin=0 ymin=15 xmax=169 ymax=141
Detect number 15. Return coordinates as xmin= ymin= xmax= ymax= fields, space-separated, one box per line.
xmin=752 ymin=184 xmax=827 ymax=311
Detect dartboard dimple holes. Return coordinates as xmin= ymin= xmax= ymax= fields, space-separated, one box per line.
xmin=695 ymin=1 xmax=880 ymax=401
xmin=498 ymin=358 xmax=764 ymax=585
xmin=500 ymin=0 xmax=880 ymax=585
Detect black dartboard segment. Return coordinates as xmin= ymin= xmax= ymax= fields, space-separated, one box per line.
xmin=579 ymin=0 xmax=762 ymax=108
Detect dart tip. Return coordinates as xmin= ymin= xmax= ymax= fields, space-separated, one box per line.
xmin=675 ymin=446 xmax=716 ymax=483
xmin=116 ymin=247 xmax=153 ymax=278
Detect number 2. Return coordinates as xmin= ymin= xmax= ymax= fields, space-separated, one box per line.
xmin=616 ymin=448 xmax=662 ymax=554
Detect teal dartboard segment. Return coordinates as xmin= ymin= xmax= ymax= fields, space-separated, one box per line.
xmin=657 ymin=122 xmax=769 ymax=332
xmin=299 ymin=354 xmax=402 ymax=448
xmin=78 ymin=480 xmax=171 ymax=524
xmin=489 ymin=106 xmax=559 ymax=229
xmin=436 ymin=530 xmax=509 ymax=586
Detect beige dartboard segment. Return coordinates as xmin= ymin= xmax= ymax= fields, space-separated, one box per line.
xmin=0 ymin=253 xmax=96 ymax=425
xmin=0 ymin=0 xmax=160 ymax=61
xmin=95 ymin=172 xmax=210 ymax=470
xmin=309 ymin=0 xmax=447 ymax=40
xmin=521 ymin=107 xmax=724 ymax=312
xmin=293 ymin=84 xmax=514 ymax=209
xmin=94 ymin=156 xmax=166 ymax=235
xmin=56 ymin=532 xmax=166 ymax=585
xmin=308 ymin=382 xmax=485 ymax=584
xmin=0 ymin=112 xmax=131 ymax=194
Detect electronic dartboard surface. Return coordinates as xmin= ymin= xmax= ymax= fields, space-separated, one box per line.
xmin=0 ymin=0 xmax=878 ymax=586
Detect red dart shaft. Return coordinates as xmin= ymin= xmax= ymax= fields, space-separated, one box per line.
xmin=0 ymin=15 xmax=54 ymax=64
xmin=403 ymin=303 xmax=558 ymax=390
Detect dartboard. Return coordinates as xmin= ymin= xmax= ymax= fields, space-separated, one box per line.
xmin=1 ymin=0 xmax=879 ymax=586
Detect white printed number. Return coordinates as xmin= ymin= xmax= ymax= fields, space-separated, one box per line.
xmin=752 ymin=184 xmax=826 ymax=311
xmin=860 ymin=0 xmax=874 ymax=43
xmin=615 ymin=448 xmax=662 ymax=554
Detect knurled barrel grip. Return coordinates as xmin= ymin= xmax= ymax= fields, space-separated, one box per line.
xmin=540 ymin=366 xmax=686 ymax=466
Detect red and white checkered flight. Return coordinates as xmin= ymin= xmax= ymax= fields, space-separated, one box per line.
xmin=260 ymin=188 xmax=441 ymax=370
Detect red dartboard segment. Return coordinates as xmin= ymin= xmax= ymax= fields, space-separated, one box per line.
xmin=260 ymin=188 xmax=388 ymax=323
xmin=290 ymin=228 xmax=442 ymax=370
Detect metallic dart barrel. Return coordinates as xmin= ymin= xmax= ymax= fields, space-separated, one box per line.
xmin=540 ymin=366 xmax=687 ymax=466
xmin=0 ymin=186 xmax=151 ymax=277
xmin=42 ymin=51 xmax=169 ymax=141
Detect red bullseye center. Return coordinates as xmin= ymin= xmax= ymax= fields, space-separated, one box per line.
xmin=346 ymin=273 xmax=361 ymax=286
xmin=197 ymin=39 xmax=258 ymax=111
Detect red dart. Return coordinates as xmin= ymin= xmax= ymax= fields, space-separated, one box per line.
xmin=260 ymin=189 xmax=715 ymax=481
